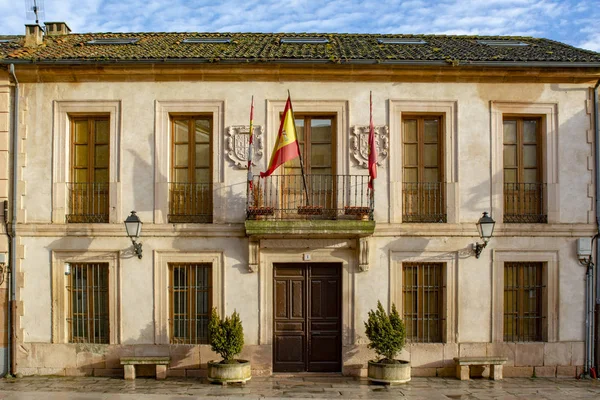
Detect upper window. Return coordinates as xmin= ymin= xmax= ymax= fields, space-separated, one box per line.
xmin=67 ymin=262 xmax=109 ymax=344
xmin=503 ymin=262 xmax=544 ymax=342
xmin=67 ymin=116 xmax=110 ymax=223
xmin=402 ymin=262 xmax=444 ymax=343
xmin=169 ymin=116 xmax=213 ymax=223
xmin=402 ymin=115 xmax=445 ymax=223
xmin=169 ymin=263 xmax=212 ymax=344
xmin=503 ymin=117 xmax=546 ymax=223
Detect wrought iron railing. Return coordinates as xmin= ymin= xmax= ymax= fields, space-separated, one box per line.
xmin=66 ymin=182 xmax=109 ymax=223
xmin=504 ymin=183 xmax=547 ymax=223
xmin=169 ymin=182 xmax=213 ymax=223
xmin=402 ymin=182 xmax=446 ymax=223
xmin=247 ymin=174 xmax=373 ymax=220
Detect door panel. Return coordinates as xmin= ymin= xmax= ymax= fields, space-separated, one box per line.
xmin=273 ymin=263 xmax=341 ymax=373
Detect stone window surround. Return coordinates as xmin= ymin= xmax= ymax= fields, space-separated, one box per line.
xmin=491 ymin=250 xmax=558 ymax=343
xmin=258 ymin=242 xmax=355 ymax=345
xmin=490 ymin=102 xmax=559 ymax=223
xmin=390 ymin=251 xmax=457 ymax=343
xmin=52 ymin=101 xmax=122 ymax=223
xmin=266 ymin=99 xmax=349 ymax=176
xmin=154 ymin=100 xmax=225 ymax=224
xmin=51 ymin=250 xmax=121 ymax=344
xmin=388 ymin=100 xmax=459 ymax=224
xmin=153 ymin=250 xmax=224 ymax=344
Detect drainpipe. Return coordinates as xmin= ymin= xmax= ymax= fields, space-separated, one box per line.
xmin=7 ymin=64 xmax=18 ymax=377
xmin=594 ymin=78 xmax=600 ymax=378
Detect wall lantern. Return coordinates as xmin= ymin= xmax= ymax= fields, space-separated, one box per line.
xmin=124 ymin=210 xmax=143 ymax=259
xmin=474 ymin=211 xmax=495 ymax=259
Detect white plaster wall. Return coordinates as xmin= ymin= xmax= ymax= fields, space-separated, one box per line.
xmin=17 ymin=79 xmax=594 ymax=352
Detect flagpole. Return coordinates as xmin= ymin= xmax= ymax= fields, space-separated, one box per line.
xmin=288 ymin=90 xmax=310 ymax=205
xmin=246 ymin=96 xmax=254 ymax=212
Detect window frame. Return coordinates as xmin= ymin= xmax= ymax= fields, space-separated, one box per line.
xmin=390 ymin=251 xmax=457 ymax=343
xmin=389 ymin=100 xmax=458 ymax=224
xmin=51 ymin=251 xmax=120 ymax=344
xmin=52 ymin=101 xmax=121 ymax=224
xmin=491 ymin=102 xmax=559 ymax=224
xmin=154 ymin=251 xmax=223 ymax=345
xmin=492 ymin=250 xmax=558 ymax=343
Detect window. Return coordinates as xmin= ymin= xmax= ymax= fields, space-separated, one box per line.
xmin=503 ymin=262 xmax=544 ymax=342
xmin=503 ymin=117 xmax=546 ymax=223
xmin=402 ymin=262 xmax=444 ymax=342
xmin=67 ymin=116 xmax=110 ymax=223
xmin=402 ymin=115 xmax=445 ymax=222
xmin=282 ymin=115 xmax=336 ymax=214
xmin=169 ymin=263 xmax=212 ymax=344
xmin=377 ymin=38 xmax=427 ymax=44
xmin=67 ymin=263 xmax=109 ymax=344
xmin=169 ymin=116 xmax=212 ymax=223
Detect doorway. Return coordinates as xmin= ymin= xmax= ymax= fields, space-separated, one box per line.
xmin=273 ymin=263 xmax=342 ymax=372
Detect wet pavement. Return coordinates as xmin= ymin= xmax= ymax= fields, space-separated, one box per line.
xmin=0 ymin=375 xmax=599 ymax=399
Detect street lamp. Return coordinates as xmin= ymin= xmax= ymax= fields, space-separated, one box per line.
xmin=474 ymin=211 xmax=495 ymax=259
xmin=124 ymin=210 xmax=143 ymax=259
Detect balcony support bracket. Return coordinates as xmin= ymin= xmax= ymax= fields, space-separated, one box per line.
xmin=248 ymin=238 xmax=259 ymax=273
xmin=358 ymin=237 xmax=370 ymax=272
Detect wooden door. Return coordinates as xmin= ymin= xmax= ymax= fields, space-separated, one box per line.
xmin=273 ymin=263 xmax=341 ymax=372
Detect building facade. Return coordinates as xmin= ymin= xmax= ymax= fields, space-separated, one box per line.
xmin=1 ymin=24 xmax=600 ymax=378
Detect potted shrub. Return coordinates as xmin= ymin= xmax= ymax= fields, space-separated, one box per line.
xmin=364 ymin=301 xmax=410 ymax=384
xmin=207 ymin=308 xmax=251 ymax=384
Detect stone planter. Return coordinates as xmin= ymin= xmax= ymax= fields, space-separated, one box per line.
xmin=207 ymin=359 xmax=251 ymax=384
xmin=368 ymin=360 xmax=411 ymax=384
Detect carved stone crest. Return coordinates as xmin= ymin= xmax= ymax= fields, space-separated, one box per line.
xmin=226 ymin=125 xmax=264 ymax=169
xmin=350 ymin=125 xmax=389 ymax=168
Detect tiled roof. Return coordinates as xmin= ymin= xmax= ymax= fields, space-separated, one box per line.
xmin=1 ymin=32 xmax=600 ymax=65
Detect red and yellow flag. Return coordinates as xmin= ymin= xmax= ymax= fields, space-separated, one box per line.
xmin=260 ymin=95 xmax=300 ymax=177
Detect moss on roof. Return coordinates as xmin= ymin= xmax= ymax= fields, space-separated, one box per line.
xmin=1 ymin=32 xmax=599 ymax=65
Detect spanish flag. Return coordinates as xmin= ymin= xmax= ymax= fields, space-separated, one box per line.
xmin=260 ymin=95 xmax=300 ymax=177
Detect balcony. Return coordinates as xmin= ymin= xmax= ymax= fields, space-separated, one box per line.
xmin=169 ymin=182 xmax=213 ymax=223
xmin=402 ymin=182 xmax=446 ymax=223
xmin=66 ymin=182 xmax=109 ymax=223
xmin=245 ymin=174 xmax=375 ymax=238
xmin=504 ymin=183 xmax=547 ymax=223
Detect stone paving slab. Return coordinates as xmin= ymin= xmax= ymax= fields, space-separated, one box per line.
xmin=0 ymin=376 xmax=598 ymax=399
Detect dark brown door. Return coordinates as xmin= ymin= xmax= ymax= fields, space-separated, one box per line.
xmin=273 ymin=263 xmax=341 ymax=372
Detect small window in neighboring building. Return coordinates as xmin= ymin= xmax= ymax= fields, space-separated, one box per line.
xmin=402 ymin=262 xmax=444 ymax=343
xmin=477 ymin=39 xmax=529 ymax=47
xmin=280 ymin=37 xmax=329 ymax=44
xmin=504 ymin=262 xmax=544 ymax=342
xmin=86 ymin=38 xmax=139 ymax=45
xmin=378 ymin=38 xmax=427 ymax=45
xmin=182 ymin=38 xmax=232 ymax=44
xmin=67 ymin=263 xmax=109 ymax=344
xmin=169 ymin=263 xmax=212 ymax=344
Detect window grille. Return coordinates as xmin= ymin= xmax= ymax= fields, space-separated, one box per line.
xmin=67 ymin=263 xmax=109 ymax=344
xmin=504 ymin=262 xmax=544 ymax=342
xmin=169 ymin=263 xmax=212 ymax=344
xmin=402 ymin=262 xmax=444 ymax=343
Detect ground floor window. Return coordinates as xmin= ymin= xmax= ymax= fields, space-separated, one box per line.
xmin=402 ymin=262 xmax=444 ymax=343
xmin=504 ymin=261 xmax=544 ymax=342
xmin=67 ymin=262 xmax=109 ymax=344
xmin=169 ymin=263 xmax=212 ymax=344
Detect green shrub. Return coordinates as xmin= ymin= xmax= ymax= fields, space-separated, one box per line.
xmin=208 ymin=308 xmax=244 ymax=363
xmin=364 ymin=301 xmax=406 ymax=362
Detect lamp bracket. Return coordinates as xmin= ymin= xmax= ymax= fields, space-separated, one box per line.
xmin=474 ymin=241 xmax=487 ymax=259
xmin=131 ymin=239 xmax=143 ymax=259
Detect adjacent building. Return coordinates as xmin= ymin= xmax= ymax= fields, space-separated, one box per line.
xmin=0 ymin=23 xmax=599 ymax=378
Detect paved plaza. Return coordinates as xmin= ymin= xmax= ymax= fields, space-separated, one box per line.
xmin=0 ymin=375 xmax=599 ymax=399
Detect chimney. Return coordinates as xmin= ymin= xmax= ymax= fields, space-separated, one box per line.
xmin=24 ymin=24 xmax=44 ymax=47
xmin=44 ymin=22 xmax=71 ymax=36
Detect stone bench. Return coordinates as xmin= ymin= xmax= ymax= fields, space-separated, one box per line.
xmin=120 ymin=356 xmax=171 ymax=380
xmin=453 ymin=357 xmax=507 ymax=380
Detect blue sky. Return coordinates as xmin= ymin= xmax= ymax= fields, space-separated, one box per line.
xmin=1 ymin=0 xmax=599 ymax=51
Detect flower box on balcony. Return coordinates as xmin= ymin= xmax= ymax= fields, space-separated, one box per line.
xmin=247 ymin=206 xmax=274 ymax=217
xmin=344 ymin=206 xmax=370 ymax=216
xmin=297 ymin=205 xmax=324 ymax=215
